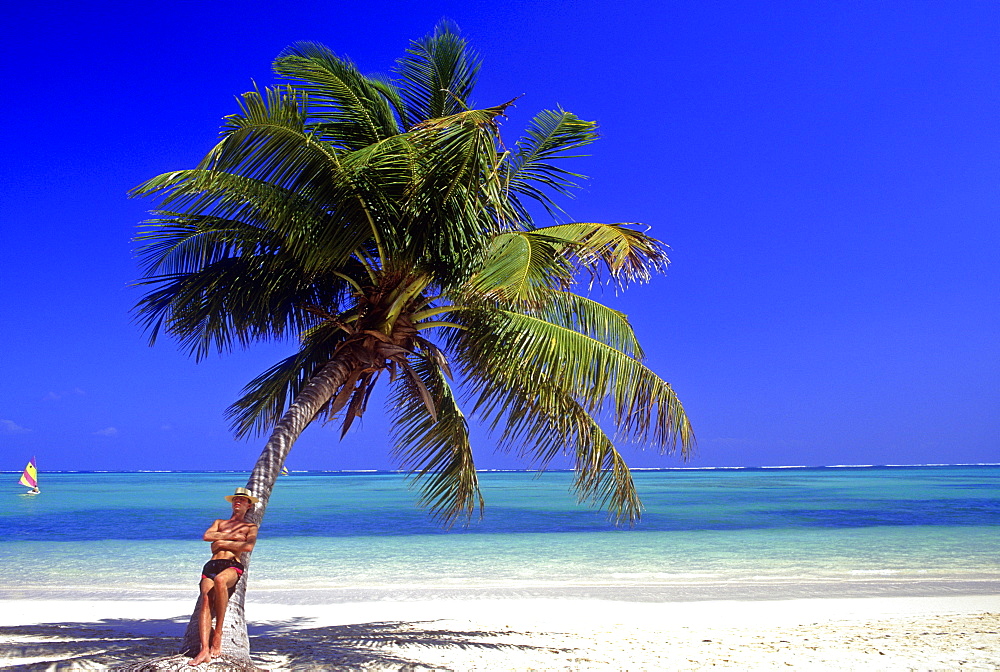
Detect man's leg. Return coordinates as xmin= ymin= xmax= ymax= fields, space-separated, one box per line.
xmin=189 ymin=577 xmax=215 ymax=666
xmin=208 ymin=568 xmax=240 ymax=657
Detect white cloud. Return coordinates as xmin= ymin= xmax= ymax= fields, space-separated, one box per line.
xmin=43 ymin=388 xmax=86 ymax=401
xmin=93 ymin=427 xmax=118 ymax=437
xmin=0 ymin=419 xmax=31 ymax=434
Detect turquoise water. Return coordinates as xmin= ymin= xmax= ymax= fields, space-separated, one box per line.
xmin=0 ymin=467 xmax=997 ymax=602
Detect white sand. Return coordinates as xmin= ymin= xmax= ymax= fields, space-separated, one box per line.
xmin=0 ymin=595 xmax=997 ymax=670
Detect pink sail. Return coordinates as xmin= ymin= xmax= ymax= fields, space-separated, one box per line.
xmin=18 ymin=458 xmax=37 ymax=489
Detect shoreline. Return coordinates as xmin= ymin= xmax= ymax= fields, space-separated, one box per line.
xmin=2 ymin=576 xmax=996 ymax=603
xmin=1 ymin=594 xmax=997 ymax=669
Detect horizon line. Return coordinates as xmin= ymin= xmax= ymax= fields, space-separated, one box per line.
xmin=3 ymin=463 xmax=999 ymax=475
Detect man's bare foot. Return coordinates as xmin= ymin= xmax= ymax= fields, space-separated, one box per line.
xmin=209 ymin=637 xmax=223 ymax=658
xmin=188 ymin=648 xmax=211 ymax=666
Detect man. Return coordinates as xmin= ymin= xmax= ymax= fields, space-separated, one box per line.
xmin=189 ymin=487 xmax=259 ymax=666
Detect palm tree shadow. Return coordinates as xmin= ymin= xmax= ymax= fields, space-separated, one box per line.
xmin=0 ymin=617 xmax=185 ymax=670
xmin=249 ymin=618 xmax=574 ymax=669
xmin=0 ymin=617 xmax=575 ymax=670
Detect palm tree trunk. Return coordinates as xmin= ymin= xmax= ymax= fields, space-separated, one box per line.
xmin=175 ymin=356 xmax=357 ymax=663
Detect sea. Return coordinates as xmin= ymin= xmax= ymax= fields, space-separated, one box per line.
xmin=0 ymin=466 xmax=997 ymax=603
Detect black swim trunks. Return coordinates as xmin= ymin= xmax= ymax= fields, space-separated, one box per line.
xmin=201 ymin=558 xmax=245 ymax=581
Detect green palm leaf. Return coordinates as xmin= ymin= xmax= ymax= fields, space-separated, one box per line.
xmin=394 ymin=21 xmax=481 ymax=129
xmin=133 ymin=260 xmax=332 ymax=360
xmin=388 ymin=351 xmax=483 ymax=525
xmin=506 ymin=109 xmax=599 ymax=218
xmin=531 ymin=222 xmax=672 ymax=287
xmin=384 ymin=104 xmax=516 ymax=281
xmin=131 ymin=171 xmax=335 ymax=259
xmin=134 ymin=212 xmax=283 ymax=277
xmin=529 ymin=291 xmax=644 ymax=359
xmin=440 ymin=312 xmax=648 ymax=521
xmin=452 ymin=307 xmax=693 ymax=453
xmin=274 ymin=42 xmax=402 ymax=148
xmin=136 ymin=90 xmax=389 ymax=274
xmin=483 ymin=380 xmax=643 ymax=522
xmin=463 ymin=231 xmax=574 ymax=304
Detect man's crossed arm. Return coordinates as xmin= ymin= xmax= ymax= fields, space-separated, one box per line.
xmin=203 ymin=520 xmax=258 ymax=554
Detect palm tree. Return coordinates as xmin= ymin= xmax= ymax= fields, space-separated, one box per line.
xmin=129 ymin=23 xmax=693 ymax=667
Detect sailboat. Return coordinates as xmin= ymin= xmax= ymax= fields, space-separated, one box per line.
xmin=280 ymin=465 xmax=289 ymax=476
xmin=19 ymin=457 xmax=39 ymax=494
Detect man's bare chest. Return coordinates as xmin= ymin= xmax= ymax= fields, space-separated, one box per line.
xmin=217 ymin=520 xmax=253 ymax=536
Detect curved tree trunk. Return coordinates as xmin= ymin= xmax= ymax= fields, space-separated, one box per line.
xmin=154 ymin=356 xmax=355 ymax=669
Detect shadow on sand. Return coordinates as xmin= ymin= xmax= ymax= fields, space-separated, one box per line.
xmin=0 ymin=617 xmax=573 ymax=670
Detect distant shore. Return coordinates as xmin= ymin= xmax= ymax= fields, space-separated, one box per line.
xmin=1 ymin=594 xmax=997 ymax=669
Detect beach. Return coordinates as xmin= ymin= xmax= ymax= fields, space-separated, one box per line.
xmin=0 ymin=594 xmax=997 ymax=669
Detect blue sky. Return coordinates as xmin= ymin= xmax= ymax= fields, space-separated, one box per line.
xmin=1 ymin=1 xmax=997 ymax=471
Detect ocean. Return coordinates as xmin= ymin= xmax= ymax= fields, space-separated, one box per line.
xmin=1 ymin=466 xmax=997 ymax=603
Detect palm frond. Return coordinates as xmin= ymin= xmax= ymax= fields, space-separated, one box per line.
xmin=563 ymin=403 xmax=643 ymax=523
xmin=132 ymin=262 xmax=333 ymax=360
xmin=490 ymin=381 xmax=643 ymax=523
xmin=505 ymin=109 xmax=598 ymax=218
xmin=462 ymin=231 xmax=574 ymax=305
xmin=450 ymin=308 xmax=694 ymax=454
xmin=529 ymin=291 xmax=644 ymax=359
xmin=367 ymin=74 xmax=408 ymax=131
xmin=435 ymin=312 xmax=644 ymax=521
xmin=462 ymin=228 xmax=645 ymax=353
xmin=388 ymin=351 xmax=483 ymax=525
xmin=133 ymin=91 xmax=385 ymax=274
xmin=133 ymin=212 xmax=282 ymax=277
xmin=132 ymin=211 xmax=358 ymax=358
xmin=530 ymin=222 xmax=672 ymax=287
xmin=394 ymin=20 xmax=481 ymax=129
xmin=381 ymin=102 xmax=516 ymax=282
xmin=273 ymin=42 xmax=402 ymax=148
xmin=131 ymin=170 xmax=336 ymax=262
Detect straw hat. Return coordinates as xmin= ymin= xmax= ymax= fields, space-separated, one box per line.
xmin=224 ymin=487 xmax=259 ymax=504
